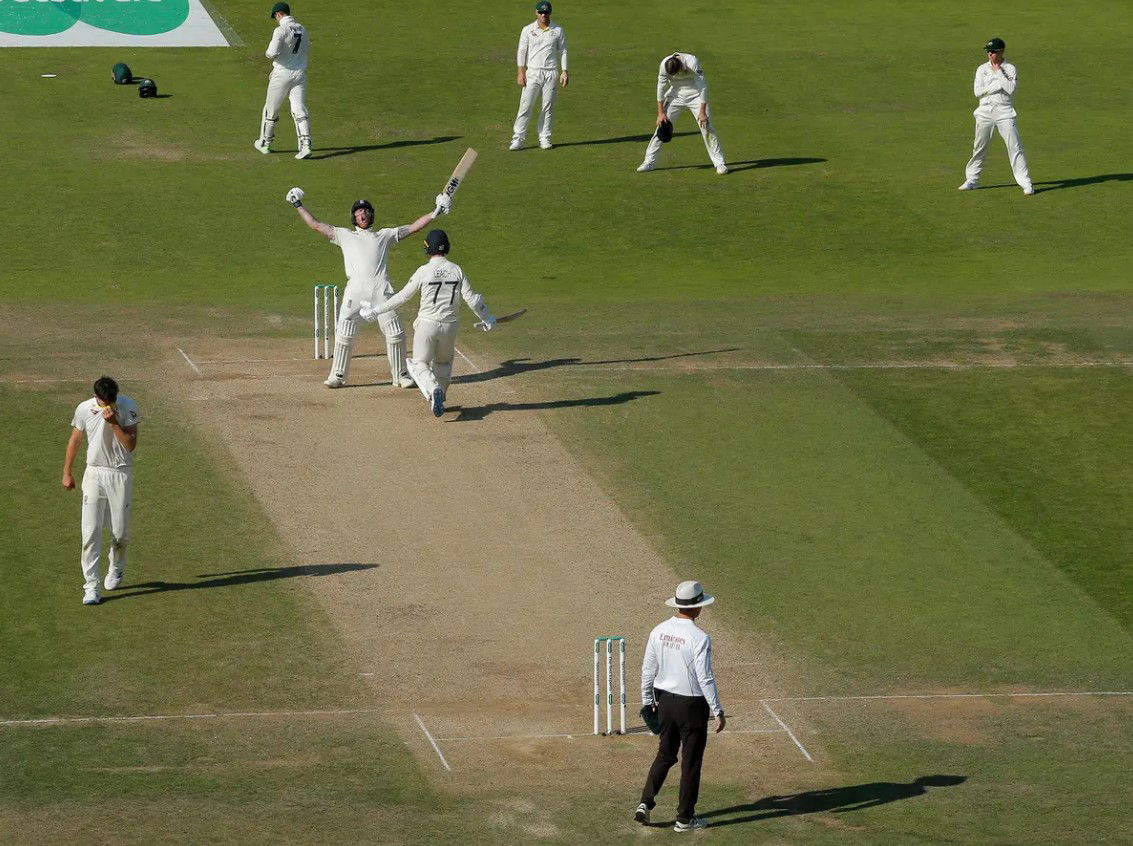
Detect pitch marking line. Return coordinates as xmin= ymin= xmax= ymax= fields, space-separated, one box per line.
xmin=176 ymin=348 xmax=203 ymax=377
xmin=760 ymin=690 xmax=1133 ymax=704
xmin=413 ymin=712 xmax=452 ymax=772
xmin=760 ymin=700 xmax=814 ymax=762
xmin=0 ymin=707 xmax=387 ymax=727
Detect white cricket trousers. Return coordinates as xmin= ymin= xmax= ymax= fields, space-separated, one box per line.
xmin=260 ymin=67 xmax=311 ymax=146
xmin=964 ymin=112 xmax=1031 ymax=189
xmin=512 ymin=69 xmax=558 ymax=144
xmin=329 ymin=282 xmax=408 ymax=385
xmin=407 ymin=317 xmax=459 ymax=400
xmin=641 ymin=97 xmax=726 ymax=169
xmin=80 ymin=466 xmax=132 ymax=591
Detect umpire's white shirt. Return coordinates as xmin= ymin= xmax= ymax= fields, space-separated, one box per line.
xmin=517 ymin=22 xmax=567 ymax=71
xmin=72 ymin=397 xmax=140 ymax=470
xmin=266 ymin=15 xmax=308 ymax=71
xmin=331 ymin=225 xmax=410 ymax=297
xmin=371 ymin=256 xmax=490 ymax=325
xmin=641 ymin=616 xmax=724 ymax=716
xmin=973 ymin=61 xmax=1018 ymax=118
xmin=657 ymin=52 xmax=708 ymax=105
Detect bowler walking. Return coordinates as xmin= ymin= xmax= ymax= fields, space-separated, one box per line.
xmin=635 ymin=580 xmax=725 ymax=832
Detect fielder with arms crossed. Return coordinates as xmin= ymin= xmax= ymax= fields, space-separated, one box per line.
xmin=286 ymin=187 xmax=452 ymax=389
xmin=360 ymin=229 xmax=495 ymax=418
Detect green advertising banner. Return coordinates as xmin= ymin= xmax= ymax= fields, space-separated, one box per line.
xmin=0 ymin=0 xmax=231 ymax=46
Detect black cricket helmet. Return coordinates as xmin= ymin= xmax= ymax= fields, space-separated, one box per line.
xmin=351 ymin=199 xmax=374 ymax=227
xmin=984 ymin=37 xmax=1006 ymax=52
xmin=424 ymin=229 xmax=450 ymax=255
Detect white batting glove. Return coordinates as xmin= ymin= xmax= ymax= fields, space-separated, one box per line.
xmin=474 ymin=314 xmax=496 ymax=332
xmin=433 ymin=193 xmax=452 ymax=217
xmin=358 ymin=302 xmax=377 ymax=321
xmin=286 ymin=187 xmax=305 ymax=207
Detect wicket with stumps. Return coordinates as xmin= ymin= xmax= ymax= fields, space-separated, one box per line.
xmin=594 ymin=636 xmax=627 ymax=735
xmin=313 ymin=284 xmax=339 ymax=359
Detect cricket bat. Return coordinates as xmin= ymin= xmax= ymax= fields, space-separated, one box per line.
xmin=442 ymin=148 xmax=478 ymax=198
xmin=475 ymin=309 xmax=526 ymax=330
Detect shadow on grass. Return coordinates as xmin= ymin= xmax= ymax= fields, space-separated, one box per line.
xmin=551 ymin=131 xmax=701 ymax=147
xmin=105 ymin=563 xmax=377 ymax=600
xmin=453 ymin=348 xmax=742 ymax=386
xmin=649 ymin=775 xmax=967 ymax=829
xmin=448 ymin=389 xmax=661 ymax=422
xmin=979 ymin=174 xmax=1133 ymax=194
xmin=309 ymin=136 xmax=461 ymax=160
xmin=656 ymin=157 xmax=827 ymax=173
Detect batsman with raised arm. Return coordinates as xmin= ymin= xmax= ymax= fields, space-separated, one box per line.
xmin=285 ymin=186 xmax=451 ymax=389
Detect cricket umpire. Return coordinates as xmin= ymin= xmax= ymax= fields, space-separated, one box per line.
xmin=635 ymin=580 xmax=725 ymax=832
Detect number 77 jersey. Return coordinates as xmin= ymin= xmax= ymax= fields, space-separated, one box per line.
xmin=389 ymin=256 xmax=492 ymax=327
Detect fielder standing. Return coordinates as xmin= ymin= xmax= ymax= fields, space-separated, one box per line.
xmin=958 ymin=37 xmax=1034 ymax=195
xmin=509 ymin=1 xmax=569 ymax=151
xmin=286 ymin=187 xmax=452 ymax=389
xmin=637 ymin=53 xmax=727 ymax=174
xmin=635 ymin=580 xmax=725 ymax=833
xmin=360 ymin=229 xmax=496 ymax=418
xmin=62 ymin=377 xmax=140 ymax=606
xmin=254 ymin=3 xmax=313 ymax=160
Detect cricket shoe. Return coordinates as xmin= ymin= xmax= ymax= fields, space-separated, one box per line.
xmin=431 ymin=387 xmax=445 ymax=418
xmin=508 ymin=140 xmax=523 ymax=151
xmin=539 ymin=140 xmax=553 ymax=150
xmin=673 ymin=817 xmax=707 ymax=833
xmin=104 ymin=567 xmax=124 ymax=591
xmin=634 ymin=803 xmax=650 ymax=824
xmin=82 ymin=588 xmax=100 ymax=606
xmin=397 ymin=375 xmax=417 ymax=389
xmin=1023 ymin=186 xmax=1035 ymax=195
xmin=295 ymin=144 xmax=312 ymax=160
xmin=324 ymin=375 xmax=345 ymax=388
xmin=636 ymin=163 xmax=655 ymax=172
xmin=253 ymin=139 xmax=271 ymax=155
xmin=957 ymin=181 xmax=978 ymax=191
xmin=716 ymin=164 xmax=729 ymax=175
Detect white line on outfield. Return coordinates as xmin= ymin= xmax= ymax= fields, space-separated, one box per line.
xmin=176 ymin=348 xmax=203 ymax=377
xmin=760 ymin=700 xmax=814 ymax=762
xmin=560 ymin=361 xmax=1133 ymax=373
xmin=761 ymin=690 xmax=1133 ymax=704
xmin=413 ymin=712 xmax=452 ymax=772
xmin=0 ymin=707 xmax=387 ymax=727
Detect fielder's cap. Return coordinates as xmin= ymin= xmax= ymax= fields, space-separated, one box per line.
xmin=984 ymin=37 xmax=1005 ymax=52
xmin=270 ymin=2 xmax=290 ymax=18
xmin=424 ymin=229 xmax=451 ymax=255
xmin=535 ymin=1 xmax=552 ymax=13
xmin=665 ymin=580 xmax=715 ymax=609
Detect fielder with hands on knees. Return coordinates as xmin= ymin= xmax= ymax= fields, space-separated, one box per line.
xmin=637 ymin=53 xmax=727 ymax=175
xmin=284 ymin=186 xmax=451 ymax=389
xmin=635 ymin=580 xmax=725 ymax=833
xmin=358 ymin=229 xmax=495 ymax=419
xmin=62 ymin=376 xmax=140 ymax=606
xmin=958 ymin=37 xmax=1033 ymax=195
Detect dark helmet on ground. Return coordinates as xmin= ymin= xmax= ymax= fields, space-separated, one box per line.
xmin=424 ymin=229 xmax=450 ymax=255
xmin=984 ymin=37 xmax=1005 ymax=52
xmin=351 ymin=199 xmax=374 ymax=227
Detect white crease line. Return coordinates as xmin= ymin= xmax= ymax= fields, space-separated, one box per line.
xmin=761 ymin=700 xmax=814 ymax=762
xmin=437 ymin=732 xmax=578 ymax=741
xmin=453 ymin=346 xmax=482 ymax=373
xmin=559 ymin=361 xmax=1133 ymax=373
xmin=761 ymin=690 xmax=1133 ymax=704
xmin=0 ymin=707 xmax=387 ymax=727
xmin=176 ymin=348 xmax=203 ymax=377
xmin=413 ymin=712 xmax=452 ymax=772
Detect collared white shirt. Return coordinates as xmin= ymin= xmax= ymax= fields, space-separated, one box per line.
xmin=266 ymin=15 xmax=308 ymax=72
xmin=641 ymin=615 xmax=724 ymax=716
xmin=657 ymin=52 xmax=708 ymax=105
xmin=973 ymin=61 xmax=1018 ymax=116
xmin=71 ymin=396 xmax=140 ymax=470
xmin=370 ymin=256 xmax=490 ymax=326
xmin=330 ymin=225 xmax=411 ymax=295
xmin=517 ymin=22 xmax=567 ymax=72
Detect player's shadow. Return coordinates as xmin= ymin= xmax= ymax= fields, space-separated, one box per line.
xmin=657 ymin=156 xmax=827 ymax=173
xmin=981 ymin=173 xmax=1133 ymax=194
xmin=552 ymin=131 xmax=701 ymax=147
xmin=452 ymin=348 xmax=742 ymax=386
xmin=102 ymin=563 xmax=377 ymax=601
xmin=447 ymin=389 xmax=660 ymax=422
xmin=670 ymin=775 xmax=967 ymax=830
xmin=309 ymin=135 xmax=461 ymax=160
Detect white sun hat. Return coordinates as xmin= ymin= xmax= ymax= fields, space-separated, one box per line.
xmin=665 ymin=580 xmax=716 ymax=609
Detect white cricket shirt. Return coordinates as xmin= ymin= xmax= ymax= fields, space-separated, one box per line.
xmin=973 ymin=61 xmax=1018 ymax=117
xmin=517 ymin=22 xmax=567 ymax=71
xmin=331 ymin=225 xmax=410 ymax=295
xmin=266 ymin=15 xmax=309 ymax=71
xmin=371 ymin=256 xmax=490 ymax=326
xmin=657 ymin=52 xmax=708 ymax=105
xmin=71 ymin=396 xmax=140 ymax=470
xmin=640 ymin=616 xmax=724 ymax=716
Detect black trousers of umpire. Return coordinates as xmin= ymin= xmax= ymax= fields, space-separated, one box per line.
xmin=640 ymin=688 xmax=710 ymax=823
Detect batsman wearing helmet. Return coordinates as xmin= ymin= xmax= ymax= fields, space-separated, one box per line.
xmin=359 ymin=229 xmax=496 ymax=418
xmin=285 ymin=187 xmax=452 ymax=389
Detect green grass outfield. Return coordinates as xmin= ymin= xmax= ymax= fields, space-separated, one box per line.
xmin=2 ymin=0 xmax=1131 ymax=843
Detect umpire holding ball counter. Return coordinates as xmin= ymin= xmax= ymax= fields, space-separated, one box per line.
xmin=634 ymin=580 xmax=725 ymax=833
